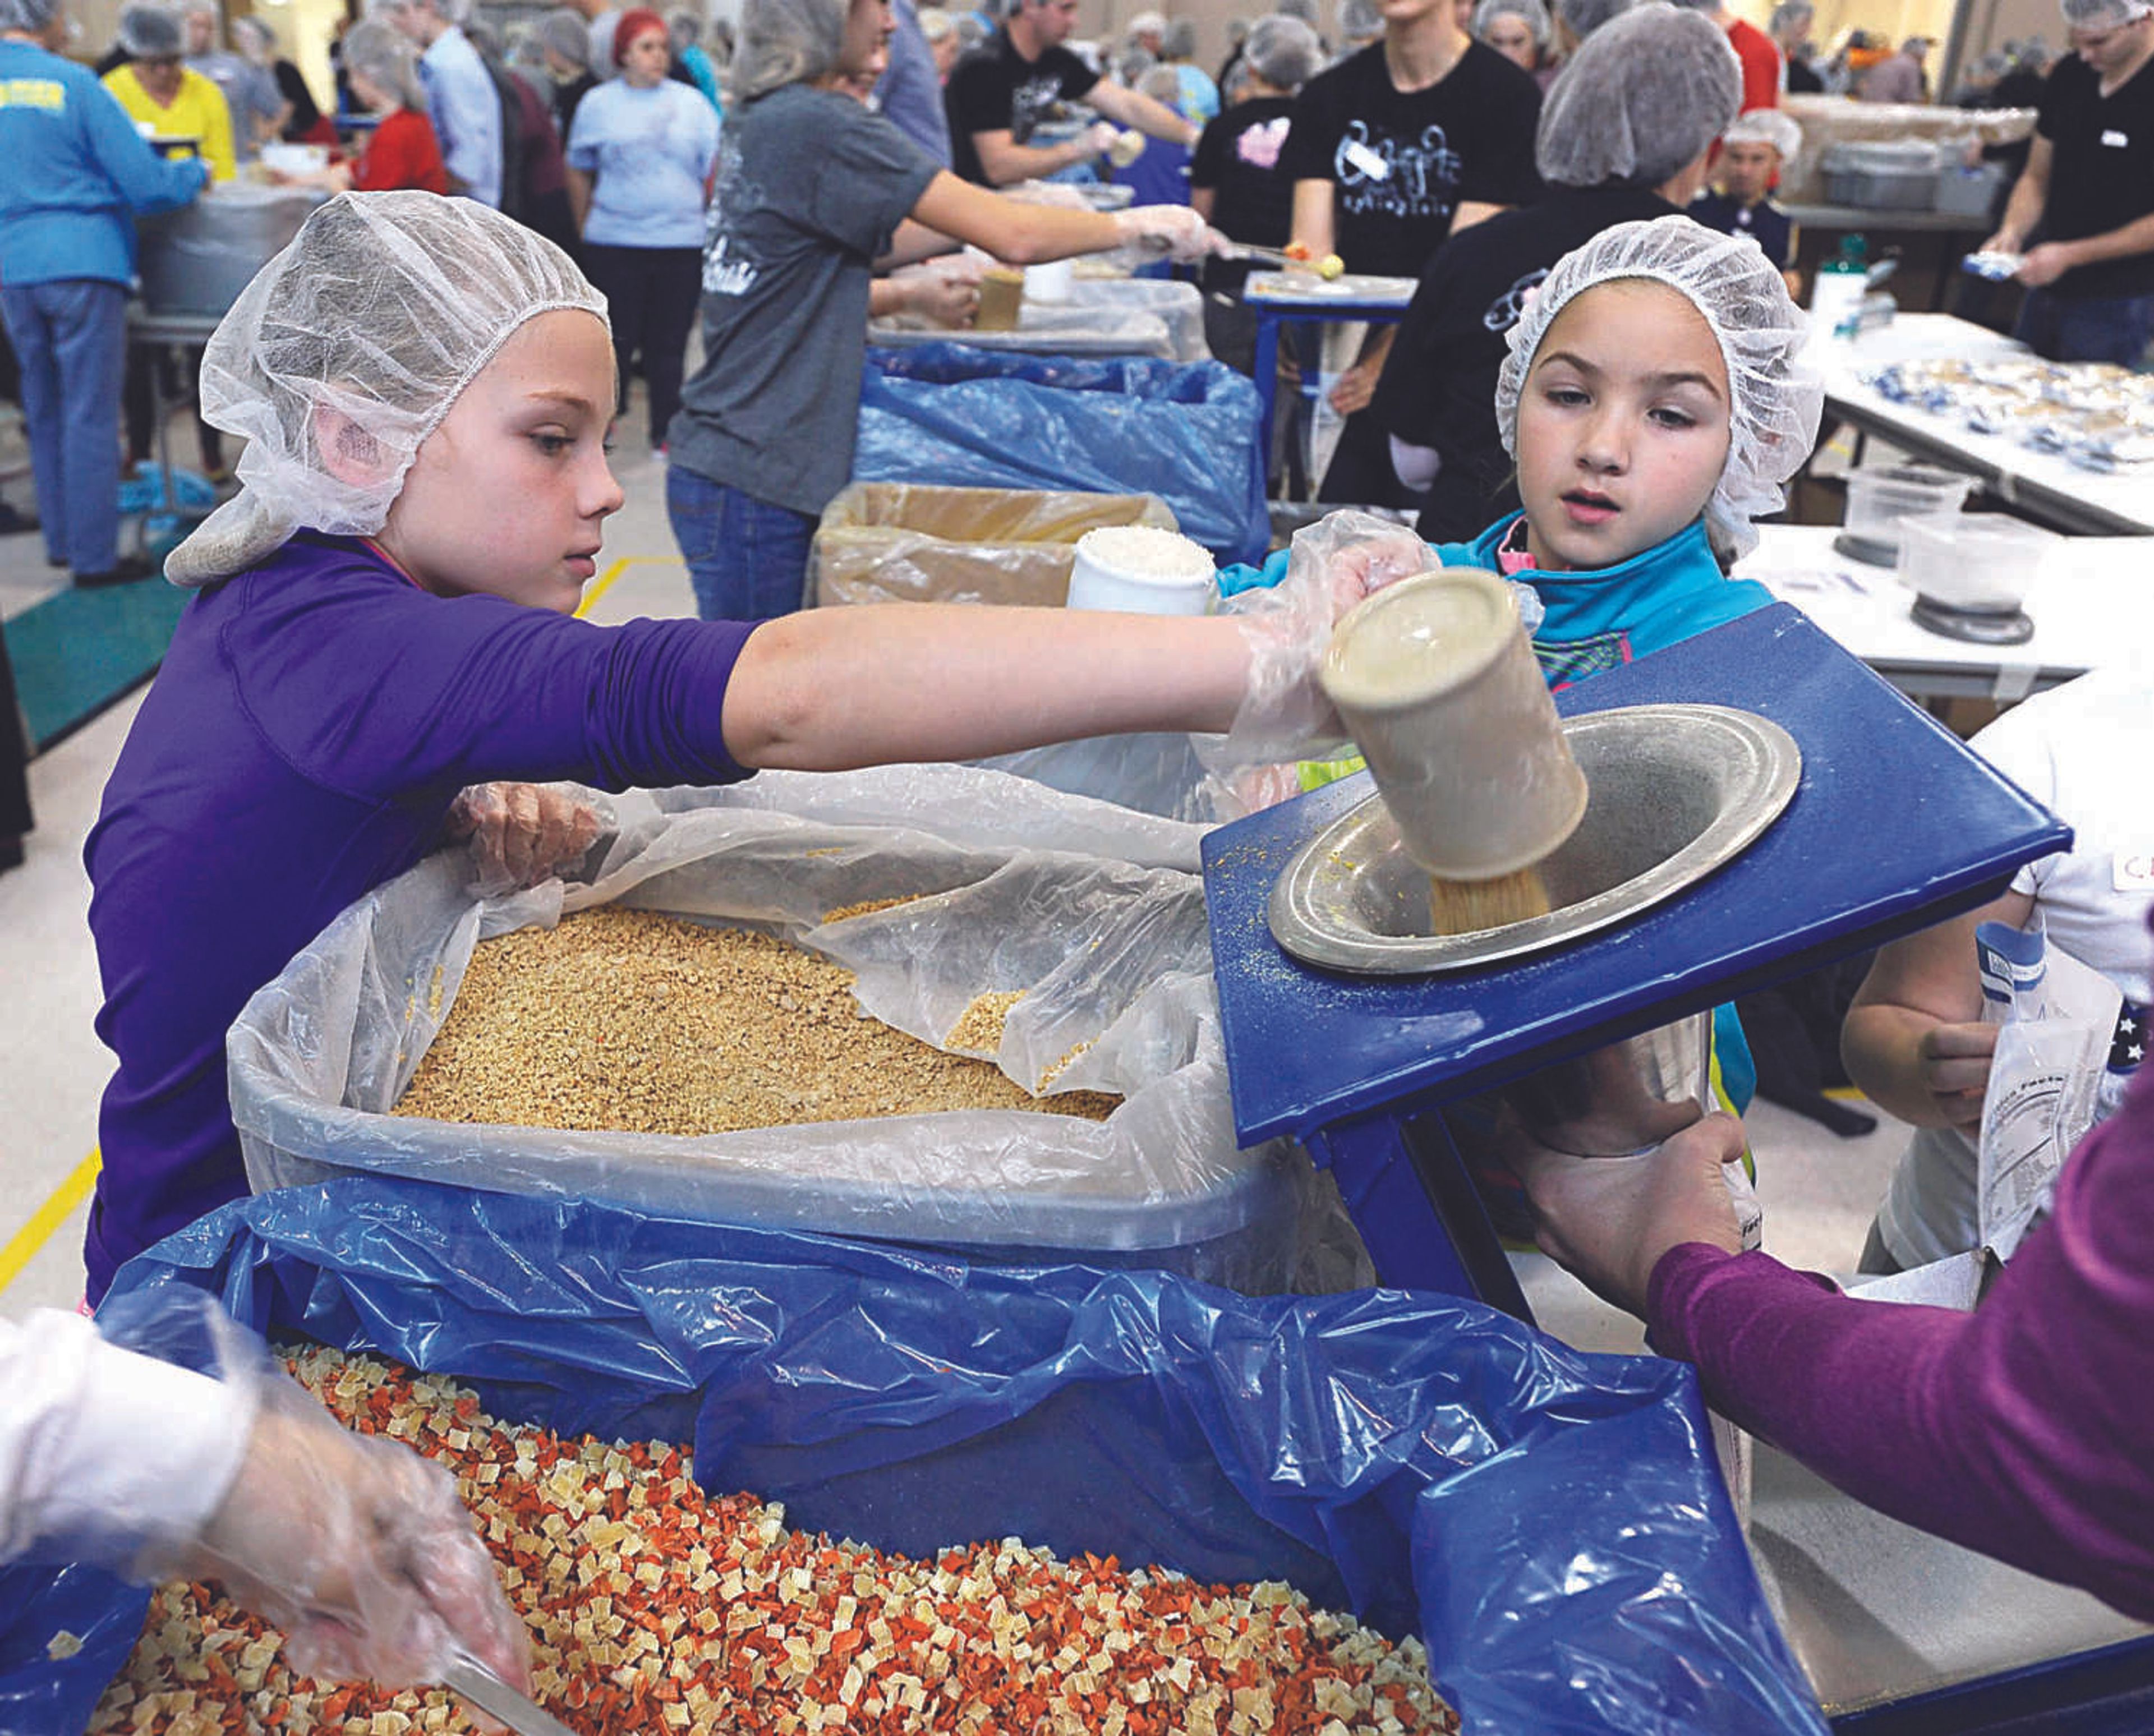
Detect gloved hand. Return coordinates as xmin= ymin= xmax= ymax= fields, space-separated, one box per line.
xmin=890 ymin=255 xmax=984 ymax=328
xmin=180 ymin=1372 xmax=530 ymax=1691
xmin=1082 ymin=118 xmax=1122 ymax=157
xmin=1195 ymin=510 xmax=1434 ymax=818
xmin=109 ymin=1300 xmax=531 ymax=1696
xmin=445 ymin=781 xmax=604 ymax=896
xmin=1111 ymin=204 xmax=1225 ymax=264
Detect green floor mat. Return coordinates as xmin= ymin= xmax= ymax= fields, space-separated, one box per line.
xmin=3 ymin=578 xmax=188 ymax=752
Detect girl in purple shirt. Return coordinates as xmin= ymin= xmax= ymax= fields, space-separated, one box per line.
xmin=81 ymin=189 xmax=1369 ymax=1302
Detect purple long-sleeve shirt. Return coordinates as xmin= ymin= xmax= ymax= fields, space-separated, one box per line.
xmin=1650 ymin=971 xmax=2154 ymax=1620
xmin=83 ymin=535 xmax=757 ymax=1301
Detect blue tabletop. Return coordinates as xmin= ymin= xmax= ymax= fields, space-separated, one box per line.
xmin=1204 ymin=605 xmax=2073 ymax=1144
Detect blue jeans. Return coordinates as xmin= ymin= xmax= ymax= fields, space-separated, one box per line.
xmin=666 ymin=466 xmax=816 ymax=623
xmin=2013 ymin=286 xmax=2154 ymax=366
xmin=0 ymin=278 xmax=127 ymax=575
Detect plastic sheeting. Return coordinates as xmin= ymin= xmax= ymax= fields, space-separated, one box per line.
xmin=227 ymin=766 xmax=1361 ymax=1293
xmin=0 ymin=1180 xmax=1830 ymax=1736
xmin=870 ymin=279 xmax=1213 ymax=364
xmin=811 ymin=481 xmax=1178 ymax=609
xmin=854 ymin=344 xmax=1268 ymax=568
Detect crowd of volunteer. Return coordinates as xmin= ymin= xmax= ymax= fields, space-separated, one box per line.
xmin=0 ymin=0 xmax=2152 ymax=1706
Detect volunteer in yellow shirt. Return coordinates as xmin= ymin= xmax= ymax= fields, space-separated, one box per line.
xmin=102 ymin=1 xmax=235 ymax=183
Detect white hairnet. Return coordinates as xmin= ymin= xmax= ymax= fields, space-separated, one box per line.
xmin=1494 ymin=215 xmax=1824 ymax=561
xmin=917 ymin=6 xmax=954 ymax=38
xmin=1244 ymin=12 xmax=1320 ymax=84
xmin=342 ymin=16 xmax=429 ymax=108
xmin=1126 ymin=9 xmax=1166 ymax=35
xmin=2063 ymin=0 xmax=2152 ymax=27
xmin=1474 ymin=0 xmax=1552 ymax=44
xmin=165 ymin=191 xmax=607 ymax=587
xmin=1722 ymin=106 xmax=1802 ymax=160
xmin=0 ymin=0 xmax=59 ymax=33
xmin=1535 ymin=3 xmax=1738 ymax=187
xmin=1554 ymin=0 xmax=1632 ymax=39
xmin=118 ymin=2 xmax=183 ymax=56
xmin=730 ymin=0 xmax=844 ymax=100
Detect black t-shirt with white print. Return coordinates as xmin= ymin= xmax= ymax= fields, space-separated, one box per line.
xmin=1279 ymin=39 xmax=1543 ymax=279
xmin=945 ymin=31 xmax=1101 ymax=184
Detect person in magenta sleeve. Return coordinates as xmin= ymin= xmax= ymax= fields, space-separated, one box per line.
xmin=1513 ymin=920 xmax=2154 ymax=1623
xmin=82 ymin=190 xmax=1389 ymax=1304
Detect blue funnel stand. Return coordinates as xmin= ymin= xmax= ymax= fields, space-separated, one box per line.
xmin=1203 ymin=605 xmax=2073 ymax=1313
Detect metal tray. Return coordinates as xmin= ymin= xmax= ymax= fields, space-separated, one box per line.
xmin=1267 ymin=703 xmax=1802 ymax=975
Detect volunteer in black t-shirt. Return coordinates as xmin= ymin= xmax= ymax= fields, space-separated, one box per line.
xmin=943 ymin=0 xmax=1196 ymax=185
xmin=1190 ymin=13 xmax=1323 ymax=372
xmin=1984 ymin=0 xmax=2154 ymax=363
xmin=1281 ymin=0 xmax=1541 ymax=503
xmin=1370 ymin=1 xmax=1741 ymax=540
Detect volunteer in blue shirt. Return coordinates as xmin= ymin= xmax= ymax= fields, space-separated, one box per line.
xmin=0 ymin=0 xmax=206 ymax=587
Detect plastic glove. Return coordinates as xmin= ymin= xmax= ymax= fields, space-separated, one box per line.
xmin=1082 ymin=118 xmax=1122 ymax=157
xmin=1194 ymin=510 xmax=1433 ymax=817
xmin=890 ymin=257 xmax=982 ymax=328
xmin=445 ymin=781 xmax=604 ymax=896
xmin=1111 ymin=204 xmax=1225 ymax=264
xmin=113 ymin=1301 xmax=531 ymax=1695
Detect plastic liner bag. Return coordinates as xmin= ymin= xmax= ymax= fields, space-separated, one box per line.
xmin=854 ymin=343 xmax=1268 ymax=568
xmin=811 ymin=481 xmax=1177 ymax=609
xmin=0 ymin=1177 xmax=1833 ymax=1736
xmin=226 ymin=764 xmax=1365 ymax=1293
xmin=872 ymin=278 xmax=1212 ymax=364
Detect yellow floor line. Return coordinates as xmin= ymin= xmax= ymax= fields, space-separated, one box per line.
xmin=0 ymin=559 xmax=666 ymax=1300
xmin=575 ymin=556 xmax=635 ymax=618
xmin=0 ymin=1149 xmax=99 ymax=1296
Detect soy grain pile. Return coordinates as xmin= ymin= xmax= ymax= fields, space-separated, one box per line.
xmin=88 ymin=1348 xmax=1461 ymax=1736
xmin=392 ymin=907 xmax=1116 ymax=1135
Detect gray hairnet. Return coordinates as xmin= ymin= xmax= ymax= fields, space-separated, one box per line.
xmin=1140 ymin=61 xmax=1182 ymax=102
xmin=730 ymin=0 xmax=844 ymax=100
xmin=1474 ymin=0 xmax=1551 ymax=45
xmin=1722 ymin=105 xmax=1802 ymax=160
xmin=668 ymin=7 xmax=701 ymax=44
xmin=536 ymin=7 xmax=594 ymax=67
xmin=166 ymin=191 xmax=608 ymax=587
xmin=1535 ymin=3 xmax=1738 ymax=187
xmin=0 ymin=0 xmax=59 ymax=34
xmin=118 ymin=2 xmax=183 ymax=57
xmin=1554 ymin=0 xmax=1632 ymax=39
xmin=1768 ymin=0 xmax=1810 ymax=25
xmin=1244 ymin=12 xmax=1320 ymax=84
xmin=1494 ymin=216 xmax=1824 ymax=561
xmin=1274 ymin=0 xmax=1318 ymax=20
xmin=2063 ymin=0 xmax=2152 ymax=28
xmin=1340 ymin=0 xmax=1381 ymax=37
xmin=229 ymin=13 xmax=274 ymax=55
xmin=1162 ymin=16 xmax=1196 ymax=56
xmin=342 ymin=16 xmax=429 ymax=109
xmin=1117 ymin=45 xmax=1155 ymax=81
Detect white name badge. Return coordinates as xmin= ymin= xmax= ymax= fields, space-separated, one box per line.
xmin=2103 ymin=128 xmax=2130 ymax=147
xmin=1343 ymin=140 xmax=1390 ymax=179
xmin=2115 ymin=849 xmax=2154 ymax=891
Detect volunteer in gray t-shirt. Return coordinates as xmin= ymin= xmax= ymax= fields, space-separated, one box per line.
xmin=665 ymin=0 xmax=1220 ymax=624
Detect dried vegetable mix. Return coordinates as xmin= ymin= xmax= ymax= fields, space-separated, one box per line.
xmin=90 ymin=1348 xmax=1461 ymax=1736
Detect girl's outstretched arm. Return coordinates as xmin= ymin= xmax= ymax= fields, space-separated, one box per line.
xmin=720 ymin=605 xmax=1251 ymax=772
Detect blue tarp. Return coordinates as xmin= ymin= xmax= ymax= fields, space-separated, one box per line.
xmin=854 ymin=344 xmax=1269 ymax=568
xmin=0 ymin=1179 xmax=1829 ymax=1735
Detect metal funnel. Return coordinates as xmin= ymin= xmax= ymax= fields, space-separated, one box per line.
xmin=1268 ymin=703 xmax=1801 ymax=975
